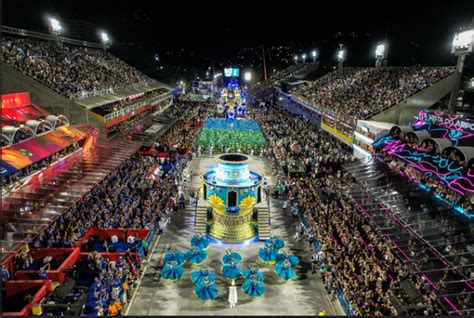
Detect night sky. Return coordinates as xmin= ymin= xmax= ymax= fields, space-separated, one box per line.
xmin=2 ymin=0 xmax=474 ymax=83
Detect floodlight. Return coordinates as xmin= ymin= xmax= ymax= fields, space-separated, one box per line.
xmin=375 ymin=44 xmax=385 ymax=58
xmin=311 ymin=50 xmax=317 ymax=57
xmin=294 ymin=55 xmax=298 ymax=61
xmin=100 ymin=32 xmax=110 ymax=44
xmin=49 ymin=17 xmax=62 ymax=33
xmin=302 ymin=54 xmax=307 ymax=60
xmin=337 ymin=49 xmax=345 ymax=61
xmin=244 ymin=71 xmax=252 ymax=81
xmin=452 ymin=29 xmax=474 ymax=54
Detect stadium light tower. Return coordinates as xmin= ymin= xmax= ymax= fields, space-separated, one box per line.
xmin=244 ymin=71 xmax=252 ymax=82
xmin=337 ymin=44 xmax=345 ymax=70
xmin=48 ymin=17 xmax=62 ymax=35
xmin=311 ymin=50 xmax=318 ymax=62
xmin=375 ymin=43 xmax=387 ymax=67
xmin=99 ymin=31 xmax=111 ymax=50
xmin=449 ymin=28 xmax=474 ymax=112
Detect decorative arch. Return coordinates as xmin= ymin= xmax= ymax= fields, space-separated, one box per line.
xmin=25 ymin=119 xmax=53 ymax=135
xmin=46 ymin=114 xmax=69 ymax=128
xmin=389 ymin=125 xmax=413 ymax=139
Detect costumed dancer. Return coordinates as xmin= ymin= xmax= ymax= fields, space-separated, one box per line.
xmin=191 ymin=265 xmax=216 ymax=284
xmin=161 ymin=260 xmax=184 ymax=282
xmin=185 ymin=245 xmax=208 ymax=265
xmin=221 ymin=248 xmax=242 ymax=265
xmin=194 ymin=276 xmax=218 ymax=301
xmin=191 ymin=232 xmax=210 ymax=250
xmin=275 ymin=249 xmax=300 ymax=267
xmin=222 ymin=258 xmax=243 ymax=280
xmin=274 ymin=258 xmax=297 ymax=281
xmin=242 ymin=274 xmax=265 ymax=298
xmin=258 ymin=240 xmax=278 ymax=265
xmin=243 ymin=263 xmax=264 ymax=282
xmin=266 ymin=235 xmax=285 ymax=251
xmin=163 ymin=247 xmax=186 ymax=265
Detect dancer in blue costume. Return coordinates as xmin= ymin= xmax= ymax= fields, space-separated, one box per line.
xmin=243 ymin=263 xmax=264 ymax=282
xmin=221 ymin=248 xmax=242 ymax=265
xmin=222 ymin=258 xmax=243 ymax=280
xmin=258 ymin=241 xmax=278 ymax=265
xmin=266 ymin=235 xmax=285 ymax=251
xmin=242 ymin=274 xmax=265 ymax=297
xmin=163 ymin=247 xmax=185 ymax=265
xmin=194 ymin=276 xmax=218 ymax=301
xmin=161 ymin=260 xmax=184 ymax=282
xmin=275 ymin=249 xmax=300 ymax=267
xmin=274 ymin=258 xmax=297 ymax=281
xmin=190 ymin=232 xmax=210 ymax=250
xmin=191 ymin=265 xmax=216 ymax=284
xmin=185 ymin=245 xmax=208 ymax=265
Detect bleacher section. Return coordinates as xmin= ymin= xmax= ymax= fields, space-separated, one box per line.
xmin=1 ymin=92 xmax=87 ymax=196
xmin=1 ymin=30 xmax=176 ymax=140
xmin=282 ymin=67 xmax=456 ymax=145
xmin=344 ymin=158 xmax=474 ymax=316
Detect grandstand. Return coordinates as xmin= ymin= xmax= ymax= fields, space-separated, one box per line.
xmin=1 ymin=27 xmax=176 ymax=140
xmin=2 ymin=4 xmax=474 ymax=317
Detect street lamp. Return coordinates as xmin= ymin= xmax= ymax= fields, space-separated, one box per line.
xmin=374 ymin=43 xmax=387 ymax=67
xmin=48 ymin=17 xmax=62 ymax=35
xmin=301 ymin=53 xmax=307 ymax=62
xmin=311 ymin=50 xmax=317 ymax=62
xmin=294 ymin=55 xmax=298 ymax=63
xmin=449 ymin=28 xmax=474 ymax=112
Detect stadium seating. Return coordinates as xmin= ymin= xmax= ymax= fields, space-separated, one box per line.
xmin=2 ymin=36 xmax=155 ymax=100
xmin=292 ymin=67 xmax=455 ymax=127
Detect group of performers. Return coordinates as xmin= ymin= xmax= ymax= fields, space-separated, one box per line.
xmin=221 ymin=249 xmax=265 ymax=298
xmin=259 ymin=236 xmax=299 ymax=281
xmin=161 ymin=233 xmax=298 ymax=302
xmin=161 ymin=233 xmax=209 ymax=282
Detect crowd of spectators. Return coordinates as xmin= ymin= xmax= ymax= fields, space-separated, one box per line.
xmin=93 ymin=88 xmax=170 ymax=117
xmin=2 ymin=36 xmax=155 ymax=99
xmin=377 ymin=151 xmax=473 ymax=213
xmin=249 ymin=101 xmax=446 ymax=315
xmin=4 ymin=99 xmax=212 ymax=315
xmin=31 ymin=101 xmax=211 ymax=250
xmin=293 ymin=67 xmax=454 ymax=127
xmin=2 ymin=142 xmax=80 ymax=194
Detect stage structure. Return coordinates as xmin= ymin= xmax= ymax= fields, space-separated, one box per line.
xmin=201 ymin=154 xmax=263 ymax=242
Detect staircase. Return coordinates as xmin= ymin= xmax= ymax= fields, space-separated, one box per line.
xmin=193 ymin=206 xmax=208 ymax=235
xmin=257 ymin=207 xmax=271 ymax=240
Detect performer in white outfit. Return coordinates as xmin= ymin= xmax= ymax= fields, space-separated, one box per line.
xmin=228 ymin=279 xmax=238 ymax=308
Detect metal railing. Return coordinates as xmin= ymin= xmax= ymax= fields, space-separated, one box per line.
xmin=1 ymin=25 xmax=106 ymax=49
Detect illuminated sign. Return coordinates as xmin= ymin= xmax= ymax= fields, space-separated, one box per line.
xmin=373 ymin=136 xmax=474 ymax=198
xmin=224 ymin=68 xmax=240 ymax=77
xmin=418 ymin=109 xmax=474 ymax=134
xmin=1 ymin=92 xmax=31 ymax=108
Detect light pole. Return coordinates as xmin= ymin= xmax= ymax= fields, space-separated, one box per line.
xmin=48 ymin=17 xmax=62 ymax=35
xmin=301 ymin=53 xmax=307 ymax=63
xmin=337 ymin=44 xmax=345 ymax=70
xmin=449 ymin=28 xmax=474 ymax=112
xmin=374 ymin=43 xmax=387 ymax=67
xmin=311 ymin=50 xmax=317 ymax=63
xmin=294 ymin=55 xmax=298 ymax=64
xmin=48 ymin=17 xmax=62 ymax=45
xmin=244 ymin=71 xmax=252 ymax=82
xmin=100 ymin=31 xmax=110 ymax=50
